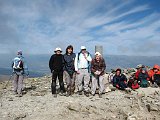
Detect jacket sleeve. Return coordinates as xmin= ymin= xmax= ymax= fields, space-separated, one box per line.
xmin=87 ymin=54 xmax=92 ymax=62
xmin=74 ymin=54 xmax=78 ymax=71
xmin=101 ymin=58 xmax=106 ymax=72
xmin=113 ymin=76 xmax=117 ymax=87
xmin=135 ymin=71 xmax=140 ymax=80
xmin=91 ymin=59 xmax=96 ymax=73
xmin=49 ymin=55 xmax=54 ymax=72
xmin=123 ymin=74 xmax=127 ymax=82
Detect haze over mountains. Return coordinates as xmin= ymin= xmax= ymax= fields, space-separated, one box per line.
xmin=0 ymin=53 xmax=160 ymax=79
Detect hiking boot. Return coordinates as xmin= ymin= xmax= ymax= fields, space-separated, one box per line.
xmin=53 ymin=94 xmax=57 ymax=98
xmin=17 ymin=93 xmax=22 ymax=97
xmin=78 ymin=91 xmax=83 ymax=95
xmin=66 ymin=92 xmax=71 ymax=97
xmin=13 ymin=91 xmax=18 ymax=95
xmin=59 ymin=91 xmax=66 ymax=96
xmin=91 ymin=92 xmax=95 ymax=96
xmin=99 ymin=93 xmax=102 ymax=98
xmin=84 ymin=91 xmax=89 ymax=97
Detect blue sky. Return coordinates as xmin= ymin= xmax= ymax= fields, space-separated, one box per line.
xmin=0 ymin=0 xmax=160 ymax=56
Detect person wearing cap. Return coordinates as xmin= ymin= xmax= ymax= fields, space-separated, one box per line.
xmin=138 ymin=67 xmax=149 ymax=88
xmin=135 ymin=64 xmax=145 ymax=80
xmin=11 ymin=50 xmax=29 ymax=97
xmin=49 ymin=47 xmax=66 ymax=97
xmin=148 ymin=64 xmax=160 ymax=87
xmin=74 ymin=46 xmax=92 ymax=97
xmin=113 ymin=68 xmax=128 ymax=90
xmin=91 ymin=52 xmax=106 ymax=98
xmin=63 ymin=45 xmax=76 ymax=97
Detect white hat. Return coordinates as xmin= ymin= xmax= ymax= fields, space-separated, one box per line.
xmin=81 ymin=46 xmax=86 ymax=50
xmin=95 ymin=52 xmax=101 ymax=56
xmin=54 ymin=47 xmax=62 ymax=52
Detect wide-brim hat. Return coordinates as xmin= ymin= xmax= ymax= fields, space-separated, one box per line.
xmin=81 ymin=46 xmax=86 ymax=50
xmin=95 ymin=52 xmax=101 ymax=56
xmin=54 ymin=47 xmax=62 ymax=52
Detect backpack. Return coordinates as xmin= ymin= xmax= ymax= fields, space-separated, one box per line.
xmin=140 ymin=79 xmax=148 ymax=88
xmin=12 ymin=57 xmax=24 ymax=71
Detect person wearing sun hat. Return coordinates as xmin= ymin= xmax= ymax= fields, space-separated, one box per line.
xmin=49 ymin=47 xmax=66 ymax=97
xmin=74 ymin=46 xmax=92 ymax=97
xmin=135 ymin=64 xmax=145 ymax=80
xmin=91 ymin=52 xmax=106 ymax=98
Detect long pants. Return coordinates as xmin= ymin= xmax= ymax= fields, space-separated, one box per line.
xmin=118 ymin=81 xmax=128 ymax=90
xmin=13 ymin=74 xmax=24 ymax=94
xmin=77 ymin=69 xmax=90 ymax=92
xmin=63 ymin=71 xmax=76 ymax=94
xmin=51 ymin=70 xmax=66 ymax=94
xmin=91 ymin=75 xmax=104 ymax=94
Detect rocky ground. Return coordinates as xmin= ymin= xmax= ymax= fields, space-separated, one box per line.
xmin=0 ymin=74 xmax=160 ymax=120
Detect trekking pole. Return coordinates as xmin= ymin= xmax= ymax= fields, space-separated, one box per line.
xmin=3 ymin=73 xmax=13 ymax=89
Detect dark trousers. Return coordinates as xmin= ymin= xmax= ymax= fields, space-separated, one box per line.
xmin=118 ymin=81 xmax=128 ymax=90
xmin=51 ymin=70 xmax=66 ymax=94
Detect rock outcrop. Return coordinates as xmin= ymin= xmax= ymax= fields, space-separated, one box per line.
xmin=0 ymin=74 xmax=160 ymax=120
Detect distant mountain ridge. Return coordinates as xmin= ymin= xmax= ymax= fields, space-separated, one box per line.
xmin=0 ymin=54 xmax=160 ymax=77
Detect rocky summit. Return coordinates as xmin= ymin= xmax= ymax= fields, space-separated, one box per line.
xmin=0 ymin=74 xmax=160 ymax=120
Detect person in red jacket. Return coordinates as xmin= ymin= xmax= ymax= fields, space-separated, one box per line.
xmin=148 ymin=64 xmax=160 ymax=87
xmin=135 ymin=64 xmax=145 ymax=80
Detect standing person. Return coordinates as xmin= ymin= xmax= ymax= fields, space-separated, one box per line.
xmin=12 ymin=50 xmax=29 ymax=97
xmin=74 ymin=46 xmax=92 ymax=97
xmin=113 ymin=68 xmax=128 ymax=90
xmin=49 ymin=47 xmax=66 ymax=98
xmin=63 ymin=45 xmax=76 ymax=97
xmin=91 ymin=52 xmax=106 ymax=98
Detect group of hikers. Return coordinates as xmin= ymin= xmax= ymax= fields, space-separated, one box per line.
xmin=11 ymin=45 xmax=160 ymax=98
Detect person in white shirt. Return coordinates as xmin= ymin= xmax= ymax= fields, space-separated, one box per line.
xmin=74 ymin=46 xmax=92 ymax=97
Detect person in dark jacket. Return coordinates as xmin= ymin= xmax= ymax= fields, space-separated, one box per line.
xmin=91 ymin=52 xmax=106 ymax=98
xmin=138 ymin=67 xmax=149 ymax=88
xmin=63 ymin=45 xmax=76 ymax=97
xmin=113 ymin=68 xmax=128 ymax=90
xmin=49 ymin=47 xmax=66 ymax=97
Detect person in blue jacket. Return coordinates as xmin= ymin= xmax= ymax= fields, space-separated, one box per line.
xmin=113 ymin=68 xmax=128 ymax=90
xmin=63 ymin=45 xmax=76 ymax=97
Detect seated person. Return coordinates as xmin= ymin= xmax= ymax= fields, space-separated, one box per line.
xmin=138 ymin=67 xmax=149 ymax=88
xmin=128 ymin=76 xmax=139 ymax=90
xmin=135 ymin=64 xmax=145 ymax=80
xmin=113 ymin=68 xmax=128 ymax=90
xmin=148 ymin=64 xmax=160 ymax=87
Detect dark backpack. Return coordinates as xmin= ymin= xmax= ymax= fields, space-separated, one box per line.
xmin=140 ymin=79 xmax=148 ymax=88
xmin=12 ymin=57 xmax=24 ymax=71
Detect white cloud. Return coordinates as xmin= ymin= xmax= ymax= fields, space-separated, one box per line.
xmin=0 ymin=0 xmax=159 ymax=56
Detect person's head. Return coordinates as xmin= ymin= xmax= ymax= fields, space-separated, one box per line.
xmin=141 ymin=67 xmax=147 ymax=74
xmin=17 ymin=50 xmax=22 ymax=55
xmin=95 ymin=52 xmax=101 ymax=61
xmin=54 ymin=47 xmax=62 ymax=55
xmin=116 ymin=68 xmax=121 ymax=76
xmin=80 ymin=46 xmax=87 ymax=54
xmin=136 ymin=64 xmax=145 ymax=70
xmin=66 ymin=45 xmax=73 ymax=55
xmin=153 ymin=64 xmax=160 ymax=73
